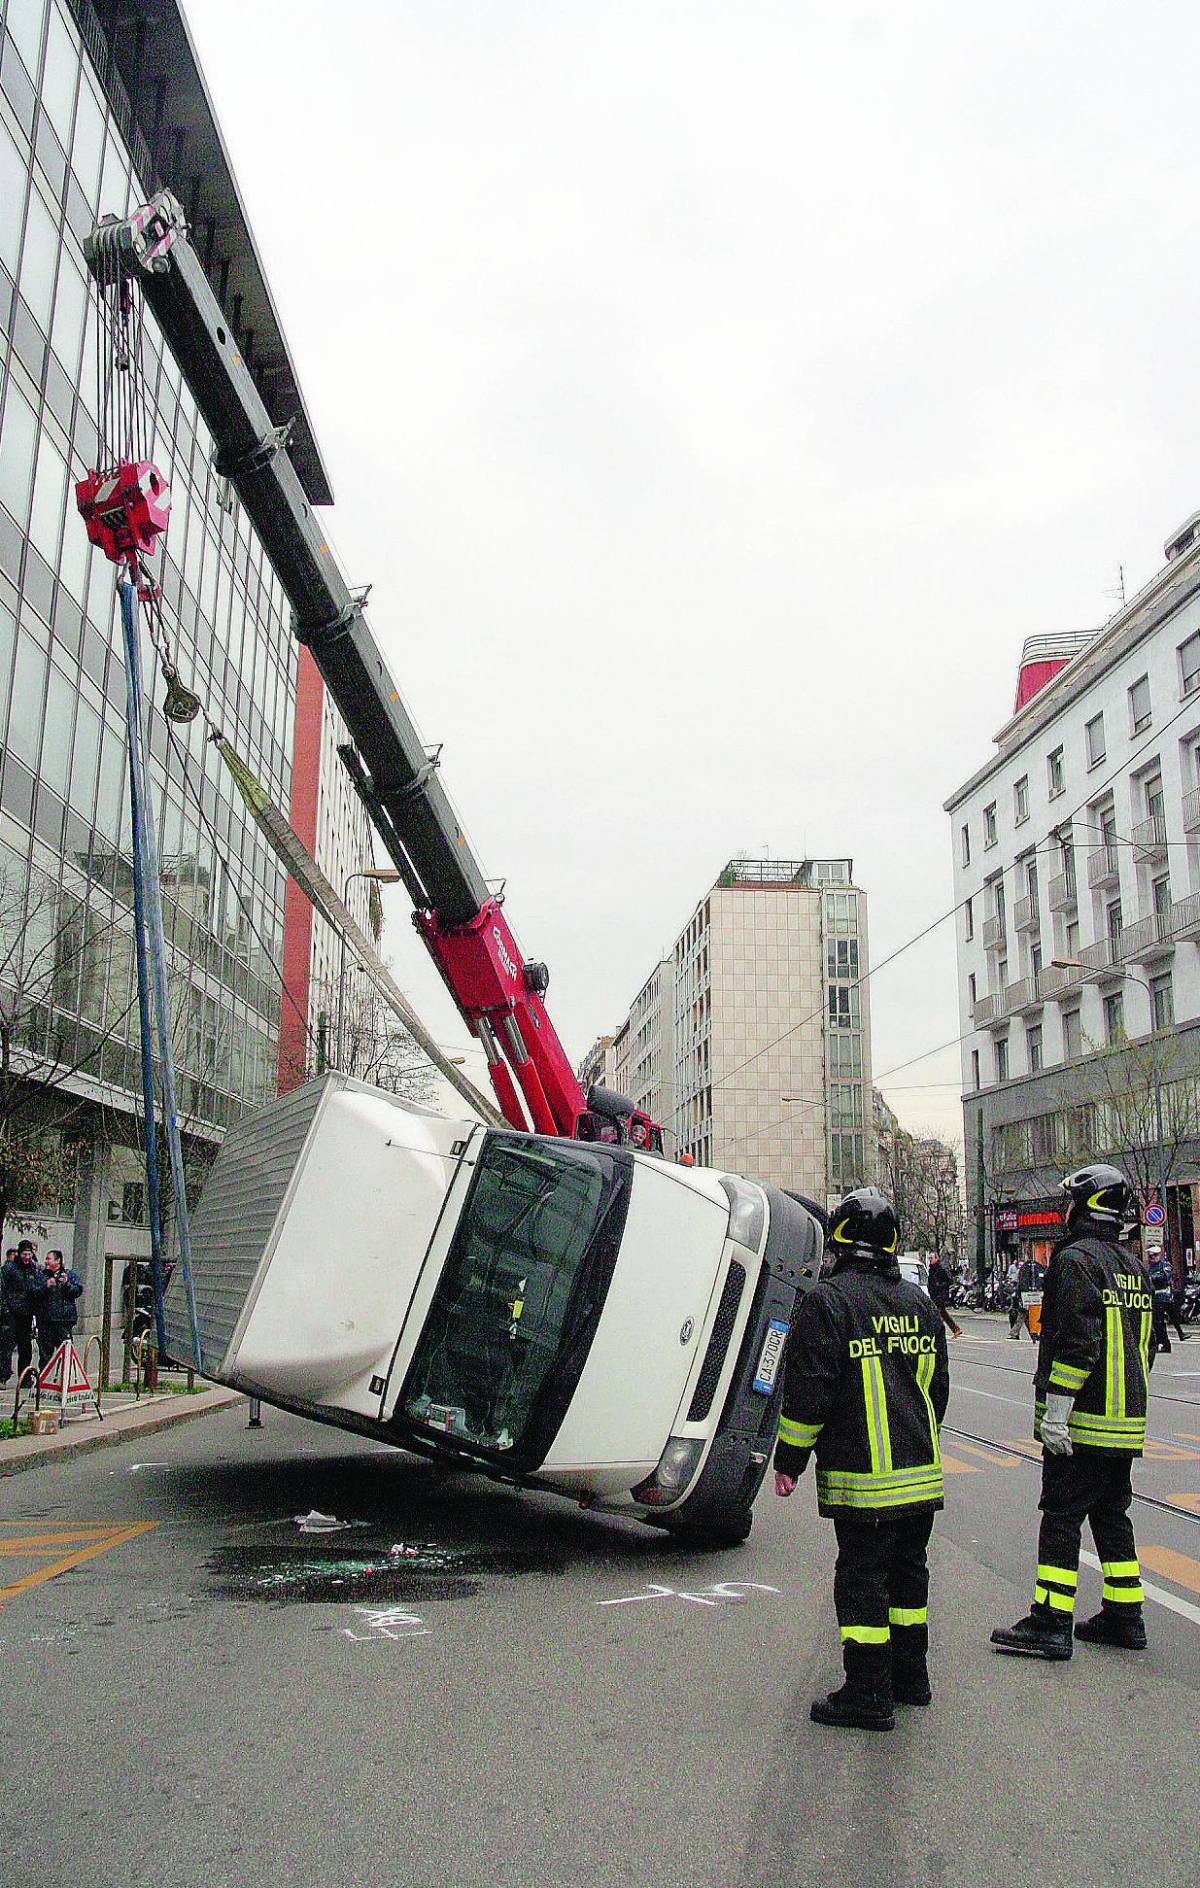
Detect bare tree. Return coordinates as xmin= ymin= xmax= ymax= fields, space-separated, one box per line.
xmin=1075 ymin=1028 xmax=1198 ymax=1208
xmin=875 ymin=1098 xmax=966 ymax=1263
xmin=339 ymin=973 xmax=437 ymax=1104
xmin=0 ymin=857 xmax=138 ymax=1234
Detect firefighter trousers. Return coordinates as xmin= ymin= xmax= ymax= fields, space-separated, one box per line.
xmin=832 ymin=1511 xmax=935 ymax=1693
xmin=1033 ymin=1452 xmax=1143 ymax=1617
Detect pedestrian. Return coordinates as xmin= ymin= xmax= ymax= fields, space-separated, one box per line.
xmin=0 ymin=1239 xmax=43 ymax=1387
xmin=775 ymin=1186 xmax=950 ymax=1732
xmin=991 ymin=1163 xmax=1152 ymax=1661
xmin=1013 ymin=1251 xmax=1046 ymax=1342
xmin=928 ymin=1253 xmax=963 ymax=1339
xmin=1149 ymin=1250 xmax=1188 ymax=1353
xmin=1007 ymin=1259 xmax=1021 ymax=1338
xmin=35 ymin=1251 xmax=83 ymax=1369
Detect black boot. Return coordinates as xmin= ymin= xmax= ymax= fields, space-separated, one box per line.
xmin=990 ymin=1609 xmax=1073 ymax=1660
xmin=1074 ymin=1607 xmax=1147 ymax=1650
xmin=810 ymin=1682 xmax=895 ymax=1731
xmin=892 ymin=1665 xmax=932 ymax=1706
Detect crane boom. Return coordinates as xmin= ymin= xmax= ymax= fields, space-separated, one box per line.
xmin=81 ymin=192 xmax=593 ymax=1138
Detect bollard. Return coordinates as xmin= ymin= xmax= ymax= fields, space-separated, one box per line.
xmin=247 ymin=1397 xmax=262 ymax=1429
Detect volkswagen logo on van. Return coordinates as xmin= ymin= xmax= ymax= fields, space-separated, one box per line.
xmin=679 ymin=1318 xmax=695 ymax=1345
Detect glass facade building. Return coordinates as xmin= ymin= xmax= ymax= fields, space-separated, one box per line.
xmin=0 ymin=0 xmax=375 ymax=1309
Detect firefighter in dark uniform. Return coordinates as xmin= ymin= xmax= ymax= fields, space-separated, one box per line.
xmin=992 ymin=1163 xmax=1152 ymax=1660
xmin=775 ymin=1187 xmax=950 ymax=1731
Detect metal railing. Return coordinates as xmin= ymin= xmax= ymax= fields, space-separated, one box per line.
xmin=1119 ymin=906 xmax=1177 ymax=961
xmin=1048 ymin=869 xmax=1078 ymax=912
xmin=1087 ymin=844 xmax=1120 ymax=890
xmin=1132 ymin=813 xmax=1168 ymax=863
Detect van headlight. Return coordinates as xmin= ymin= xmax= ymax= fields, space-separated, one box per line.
xmin=720 ymin=1176 xmax=766 ymax=1251
xmin=631 ymin=1436 xmax=705 ymax=1507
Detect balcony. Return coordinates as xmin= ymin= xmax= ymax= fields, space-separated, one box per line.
xmin=1120 ymin=907 xmax=1177 ymax=963
xmin=1087 ymin=845 xmax=1120 ymax=891
xmin=981 ymin=915 xmax=1006 ymax=952
xmin=1013 ymin=895 xmax=1040 ymax=934
xmin=1079 ymin=938 xmax=1123 ymax=981
xmin=1048 ymin=869 xmax=1078 ymax=914
xmin=1040 ymin=961 xmax=1082 ymax=998
xmin=1006 ymin=975 xmax=1043 ymax=1014
xmin=973 ymin=993 xmax=1005 ymax=1030
xmin=1132 ymin=813 xmax=1168 ymax=865
xmin=1173 ymin=891 xmax=1200 ymax=940
xmin=1183 ymin=788 xmax=1200 ymax=834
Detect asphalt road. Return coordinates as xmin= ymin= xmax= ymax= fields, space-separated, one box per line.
xmin=1 ymin=1314 xmax=1198 ymax=1888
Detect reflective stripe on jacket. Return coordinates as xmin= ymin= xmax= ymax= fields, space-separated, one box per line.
xmin=1035 ymin=1226 xmax=1152 ymax=1456
xmin=773 ymin=1257 xmax=950 ymax=1517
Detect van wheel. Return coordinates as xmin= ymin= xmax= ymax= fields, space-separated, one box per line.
xmin=669 ymin=1510 xmax=753 ymax=1549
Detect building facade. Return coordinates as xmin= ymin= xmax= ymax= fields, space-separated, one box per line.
xmin=946 ymin=508 xmax=1200 ymax=1278
xmin=0 ymin=0 xmax=374 ymax=1322
xmin=593 ymin=857 xmax=873 ymax=1203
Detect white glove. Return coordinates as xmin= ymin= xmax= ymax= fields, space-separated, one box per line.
xmin=1041 ymin=1392 xmax=1073 ymax=1456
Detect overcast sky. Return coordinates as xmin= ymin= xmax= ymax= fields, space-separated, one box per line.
xmin=188 ymin=0 xmax=1200 ymax=1148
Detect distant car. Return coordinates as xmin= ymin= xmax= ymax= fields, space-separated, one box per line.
xmin=898 ymin=1252 xmax=930 ymax=1296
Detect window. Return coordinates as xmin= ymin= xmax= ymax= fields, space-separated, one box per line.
xmin=971 ymin=1049 xmax=981 ymax=1091
xmin=995 ymin=1038 xmax=1009 ymax=1083
xmin=1027 ymin=1024 xmax=1043 ymax=1074
xmin=1153 ymin=874 xmax=1171 ymax=917
xmin=960 ymin=823 xmax=971 ymax=868
xmin=828 ymin=985 xmax=861 ymax=1029
xmin=1180 ymin=631 xmax=1200 ymax=697
xmin=1151 ymin=972 xmax=1174 ymax=1031
xmin=827 ymin=937 xmax=860 ymax=980
xmin=1129 ymin=674 xmax=1151 ymax=734
xmin=968 ymin=972 xmax=977 ymax=1009
xmin=1047 ymin=747 xmax=1065 ymax=798
xmin=1146 ymin=776 xmax=1165 ymax=825
xmin=1026 ymin=858 xmax=1039 ymax=901
xmin=1086 ymin=713 xmax=1106 ymax=768
xmin=983 ymin=803 xmax=998 ymax=848
xmin=995 ymin=880 xmax=1006 ymax=935
xmin=964 ymin=895 xmax=973 ymax=941
xmin=1106 ymin=899 xmax=1122 ymax=952
xmin=1104 ymin=991 xmax=1124 ymax=1043
xmin=1032 ymin=1113 xmax=1060 ymax=1164
xmin=1031 ymin=942 xmax=1042 ymax=979
xmin=1063 ymin=1008 xmax=1082 ymax=1058
xmin=1014 ymin=775 xmax=1030 ymax=824
xmin=1065 ymin=918 xmax=1080 ymax=958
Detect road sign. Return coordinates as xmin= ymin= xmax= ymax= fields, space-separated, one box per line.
xmin=1144 ymin=1205 xmax=1166 ymax=1226
xmin=36 ymin=1341 xmax=97 ymax=1414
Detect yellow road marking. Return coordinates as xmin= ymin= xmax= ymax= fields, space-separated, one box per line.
xmin=0 ymin=1524 xmax=156 ymax=1604
xmin=1140 ymin=1544 xmax=1200 ymax=1596
xmin=1143 ymin=1440 xmax=1200 ymax=1462
xmin=940 ymin=1451 xmax=980 ymax=1475
xmin=947 ymin=1438 xmax=1021 ymax=1467
xmin=0 ymin=1527 xmax=129 ymax=1549
xmin=1167 ymin=1493 xmax=1200 ymax=1514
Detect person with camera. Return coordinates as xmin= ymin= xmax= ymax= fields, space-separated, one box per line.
xmin=1 ymin=1239 xmax=43 ymax=1385
xmin=35 ymin=1250 xmax=83 ymax=1369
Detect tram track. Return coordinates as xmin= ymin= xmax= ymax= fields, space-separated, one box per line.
xmin=956 ymin=1346 xmax=1200 ymax=1410
xmin=941 ymin=1422 xmax=1200 ymax=1525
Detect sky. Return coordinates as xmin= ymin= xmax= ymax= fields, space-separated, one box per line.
xmin=185 ymin=0 xmax=1200 ymax=1149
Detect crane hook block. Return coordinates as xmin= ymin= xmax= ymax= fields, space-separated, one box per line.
xmin=76 ymin=461 xmax=171 ymax=568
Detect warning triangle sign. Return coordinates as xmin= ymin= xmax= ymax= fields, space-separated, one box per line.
xmin=36 ymin=1342 xmax=95 ymax=1410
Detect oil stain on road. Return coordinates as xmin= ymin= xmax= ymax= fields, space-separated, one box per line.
xmin=206 ymin=1529 xmax=567 ymax=1606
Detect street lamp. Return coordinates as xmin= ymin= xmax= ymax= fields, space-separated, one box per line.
xmin=1051 ymin=957 xmax=1169 ymax=1225
xmin=336 ymin=869 xmax=403 ymax=1071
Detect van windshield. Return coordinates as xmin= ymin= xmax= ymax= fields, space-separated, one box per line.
xmin=401 ymin=1136 xmax=631 ymax=1467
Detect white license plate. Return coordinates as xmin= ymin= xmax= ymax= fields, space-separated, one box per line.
xmin=753 ymin=1318 xmax=788 ymax=1395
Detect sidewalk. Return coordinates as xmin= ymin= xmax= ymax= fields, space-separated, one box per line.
xmin=0 ymin=1383 xmax=242 ymax=1479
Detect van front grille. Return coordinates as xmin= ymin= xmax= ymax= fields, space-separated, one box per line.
xmin=687 ymin=1260 xmax=746 ymax=1421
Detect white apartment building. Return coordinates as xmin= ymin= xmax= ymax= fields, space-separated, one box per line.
xmin=945 ymin=508 xmax=1200 ymax=1271
xmin=593 ymin=858 xmax=873 ymax=1204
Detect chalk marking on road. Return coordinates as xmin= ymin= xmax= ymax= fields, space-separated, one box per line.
xmin=342 ymin=1603 xmax=432 ymax=1642
xmin=1079 ymin=1550 xmax=1200 ymax=1628
xmin=597 ymin=1580 xmax=780 ymax=1609
xmin=0 ymin=1522 xmax=156 ymax=1604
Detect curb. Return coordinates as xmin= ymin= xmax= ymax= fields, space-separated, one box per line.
xmin=0 ymin=1386 xmax=243 ymax=1479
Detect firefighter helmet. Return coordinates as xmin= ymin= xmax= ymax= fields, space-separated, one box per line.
xmin=828 ymin=1187 xmax=900 ymax=1261
xmin=1061 ymin=1163 xmax=1131 ymax=1227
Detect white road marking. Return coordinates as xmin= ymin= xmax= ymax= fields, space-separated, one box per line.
xmin=1079 ymin=1551 xmax=1200 ymax=1630
xmin=953 ymin=1384 xmax=1032 ymax=1410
